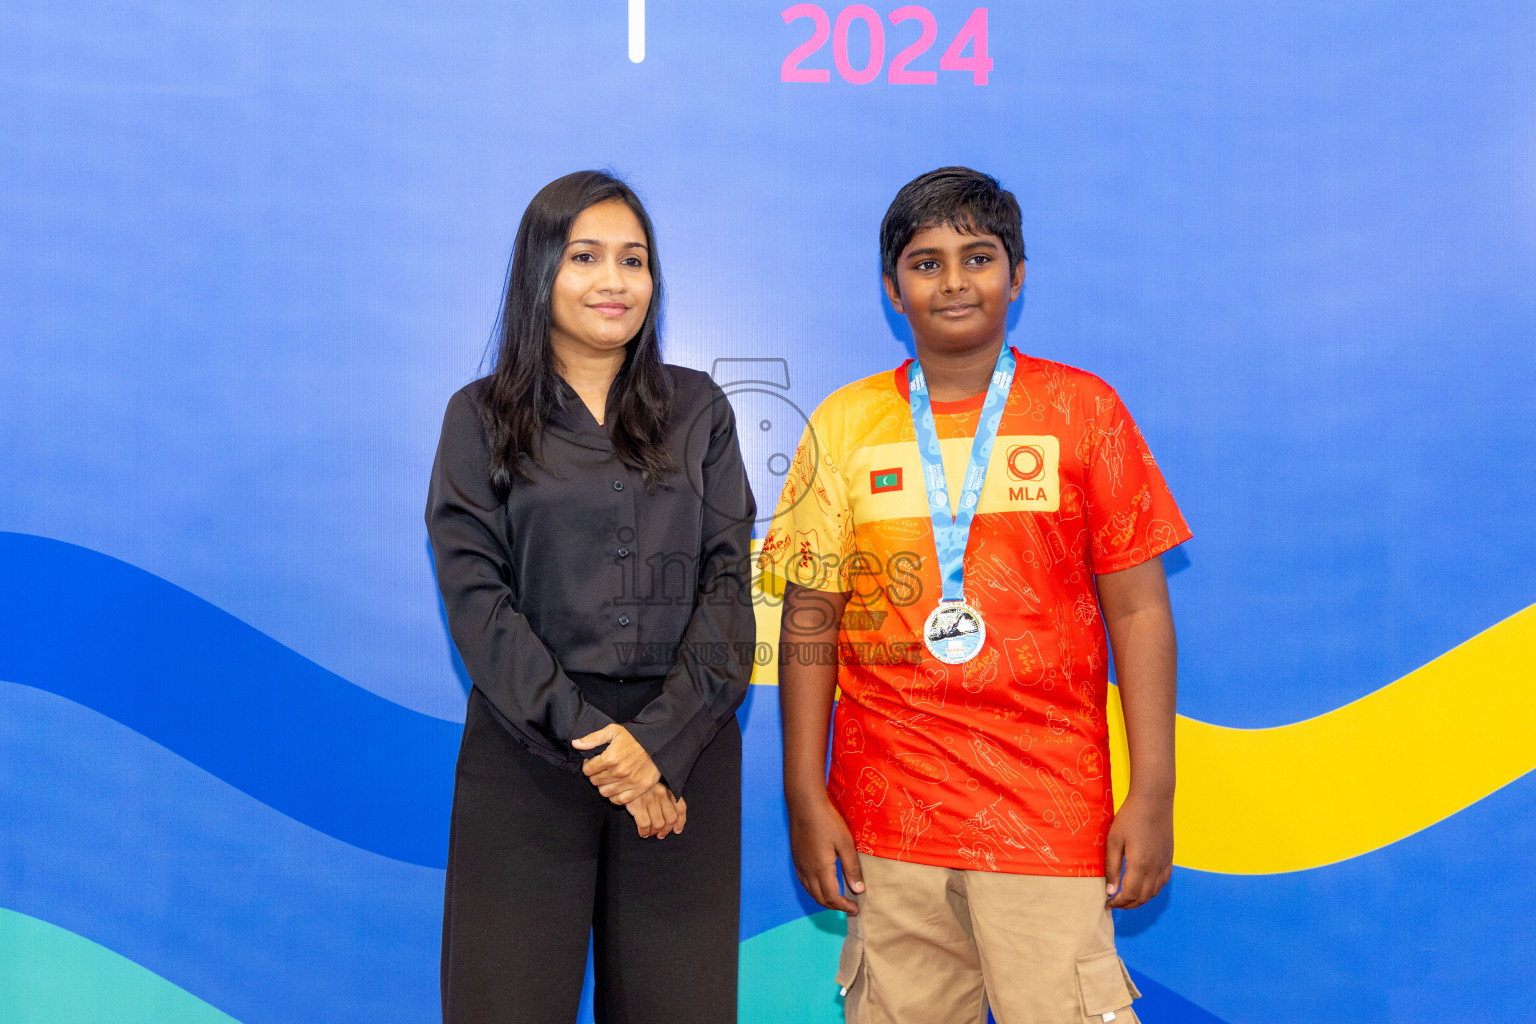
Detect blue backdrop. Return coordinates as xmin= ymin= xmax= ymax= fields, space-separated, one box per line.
xmin=3 ymin=1 xmax=1534 ymax=1021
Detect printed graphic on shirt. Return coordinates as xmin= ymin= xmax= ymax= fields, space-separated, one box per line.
xmin=850 ymin=436 xmax=1060 ymax=521
xmin=760 ymin=350 xmax=1192 ymax=877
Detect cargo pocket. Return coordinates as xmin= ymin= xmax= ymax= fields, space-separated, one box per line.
xmin=1075 ymin=950 xmax=1142 ymax=1023
xmin=835 ymin=910 xmax=868 ymax=1023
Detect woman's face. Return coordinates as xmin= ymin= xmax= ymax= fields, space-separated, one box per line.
xmin=548 ymin=199 xmax=653 ymax=367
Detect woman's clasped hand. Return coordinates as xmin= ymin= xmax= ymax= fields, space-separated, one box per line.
xmin=573 ymin=723 xmax=686 ymax=838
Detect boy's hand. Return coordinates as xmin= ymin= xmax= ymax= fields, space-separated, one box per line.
xmin=1104 ymin=791 xmax=1174 ymax=909
xmin=573 ymin=724 xmax=662 ymax=804
xmin=626 ymin=783 xmax=686 ymax=839
xmin=789 ymin=792 xmax=865 ymax=914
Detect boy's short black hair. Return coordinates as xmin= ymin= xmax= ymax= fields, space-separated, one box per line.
xmin=880 ymin=167 xmax=1025 ymax=282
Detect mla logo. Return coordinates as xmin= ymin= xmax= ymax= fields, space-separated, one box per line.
xmin=1006 ymin=444 xmax=1045 ymax=482
xmin=998 ymin=437 xmax=1058 ymax=509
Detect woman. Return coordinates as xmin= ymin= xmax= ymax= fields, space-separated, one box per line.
xmin=426 ymin=170 xmax=754 ymax=1023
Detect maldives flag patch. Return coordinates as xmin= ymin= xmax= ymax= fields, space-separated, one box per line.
xmin=870 ymin=468 xmax=903 ymax=493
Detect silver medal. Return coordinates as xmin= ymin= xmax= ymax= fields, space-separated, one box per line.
xmin=922 ymin=600 xmax=987 ymax=664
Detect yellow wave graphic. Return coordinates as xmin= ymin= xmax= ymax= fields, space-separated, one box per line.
xmin=1109 ymin=602 xmax=1536 ymax=873
xmin=751 ymin=570 xmax=1536 ymax=873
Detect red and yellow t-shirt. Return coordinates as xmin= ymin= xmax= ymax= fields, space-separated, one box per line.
xmin=759 ymin=350 xmax=1191 ymax=876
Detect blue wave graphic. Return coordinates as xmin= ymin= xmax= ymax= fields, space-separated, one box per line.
xmin=1125 ymin=968 xmax=1230 ymax=1024
xmin=6 ymin=533 xmax=1529 ymax=1021
xmin=4 ymin=680 xmax=1235 ymax=1024
xmin=0 ymin=682 xmax=442 ymax=1024
xmin=0 ymin=532 xmax=458 ymax=867
xmin=1114 ymin=772 xmax=1536 ymax=1020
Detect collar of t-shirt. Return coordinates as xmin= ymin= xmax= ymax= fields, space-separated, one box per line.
xmin=892 ymin=346 xmax=1023 ymax=415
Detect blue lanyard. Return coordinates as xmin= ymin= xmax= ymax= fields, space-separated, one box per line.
xmin=907 ymin=346 xmax=1017 ymax=605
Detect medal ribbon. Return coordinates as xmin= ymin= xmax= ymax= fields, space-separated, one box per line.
xmin=907 ymin=346 xmax=1016 ymax=605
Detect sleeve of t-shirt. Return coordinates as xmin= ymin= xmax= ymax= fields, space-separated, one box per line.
xmin=1082 ymin=387 xmax=1193 ymax=574
xmin=756 ymin=413 xmax=855 ymax=593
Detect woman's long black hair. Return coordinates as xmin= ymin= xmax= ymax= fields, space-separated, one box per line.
xmin=483 ymin=170 xmax=675 ymax=497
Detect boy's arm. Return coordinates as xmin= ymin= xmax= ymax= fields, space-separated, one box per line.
xmin=1095 ymin=555 xmax=1178 ymax=909
xmin=779 ymin=582 xmax=864 ymax=915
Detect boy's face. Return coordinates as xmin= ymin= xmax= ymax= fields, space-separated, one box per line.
xmin=884 ymin=222 xmax=1023 ymax=357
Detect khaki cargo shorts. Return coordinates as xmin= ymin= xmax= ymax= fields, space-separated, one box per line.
xmin=837 ymin=854 xmax=1141 ymax=1024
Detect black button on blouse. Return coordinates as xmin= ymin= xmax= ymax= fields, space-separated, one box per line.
xmin=425 ymin=366 xmax=756 ymax=792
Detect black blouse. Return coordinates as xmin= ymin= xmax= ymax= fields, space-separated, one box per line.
xmin=425 ymin=366 xmax=756 ymax=793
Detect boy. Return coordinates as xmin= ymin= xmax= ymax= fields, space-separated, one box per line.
xmin=759 ymin=167 xmax=1189 ymax=1023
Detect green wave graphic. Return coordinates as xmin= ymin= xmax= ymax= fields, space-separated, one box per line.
xmin=0 ymin=908 xmax=241 ymax=1024
xmin=739 ymin=911 xmax=847 ymax=1023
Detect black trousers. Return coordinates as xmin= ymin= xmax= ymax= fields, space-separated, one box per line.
xmin=441 ymin=681 xmax=741 ymax=1024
